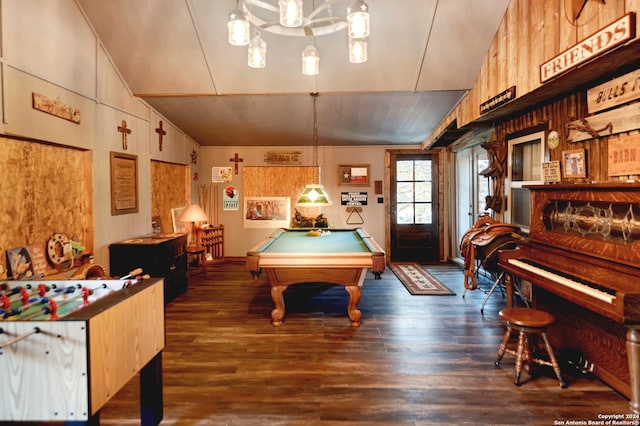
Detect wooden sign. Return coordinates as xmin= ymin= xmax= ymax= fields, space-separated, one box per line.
xmin=540 ymin=13 xmax=635 ymax=83
xmin=32 ymin=92 xmax=80 ymax=124
xmin=588 ymin=69 xmax=640 ymax=114
xmin=608 ymin=134 xmax=640 ymax=177
xmin=480 ymin=86 xmax=516 ymax=115
xmin=567 ymin=102 xmax=640 ymax=142
xmin=542 ymin=161 xmax=561 ymax=183
xmin=263 ymin=150 xmax=302 ymax=164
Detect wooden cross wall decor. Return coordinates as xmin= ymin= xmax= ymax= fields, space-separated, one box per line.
xmin=229 ymin=153 xmax=244 ymax=175
xmin=117 ymin=120 xmax=131 ymax=150
xmin=155 ymin=120 xmax=167 ymax=151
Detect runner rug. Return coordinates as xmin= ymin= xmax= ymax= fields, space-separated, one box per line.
xmin=388 ymin=263 xmax=456 ymax=296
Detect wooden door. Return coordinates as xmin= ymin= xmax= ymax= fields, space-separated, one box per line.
xmin=389 ymin=153 xmax=438 ymax=263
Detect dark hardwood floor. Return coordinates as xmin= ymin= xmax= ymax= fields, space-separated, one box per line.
xmin=97 ymin=260 xmax=632 ymax=425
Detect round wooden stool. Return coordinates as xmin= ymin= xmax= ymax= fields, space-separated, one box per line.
xmin=495 ymin=307 xmax=567 ymax=388
xmin=186 ymin=246 xmax=207 ymax=276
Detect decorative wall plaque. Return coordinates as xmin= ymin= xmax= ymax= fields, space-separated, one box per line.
xmin=32 ymin=92 xmax=80 ymax=124
xmin=110 ymin=152 xmax=139 ymax=215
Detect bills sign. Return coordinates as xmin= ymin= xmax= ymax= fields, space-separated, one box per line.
xmin=341 ymin=192 xmax=368 ymax=206
xmin=540 ymin=13 xmax=635 ymax=84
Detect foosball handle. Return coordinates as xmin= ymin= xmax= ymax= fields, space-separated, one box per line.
xmin=119 ymin=268 xmax=143 ymax=280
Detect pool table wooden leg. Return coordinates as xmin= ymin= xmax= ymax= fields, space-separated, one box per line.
xmin=270 ymin=285 xmax=287 ymax=326
xmin=345 ymin=285 xmax=362 ymax=327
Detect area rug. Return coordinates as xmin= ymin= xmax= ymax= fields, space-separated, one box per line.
xmin=388 ymin=263 xmax=456 ymax=296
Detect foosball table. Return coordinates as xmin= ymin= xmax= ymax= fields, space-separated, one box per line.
xmin=0 ymin=274 xmax=165 ymax=425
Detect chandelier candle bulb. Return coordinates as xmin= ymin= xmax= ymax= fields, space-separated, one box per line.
xmin=228 ymin=0 xmax=371 ymax=74
xmin=347 ymin=0 xmax=370 ymax=39
xmin=349 ymin=38 xmax=367 ymax=63
xmin=279 ymin=0 xmax=303 ymax=27
xmin=302 ymin=44 xmax=320 ymax=75
xmin=248 ymin=35 xmax=267 ymax=68
xmin=227 ymin=7 xmax=250 ymax=46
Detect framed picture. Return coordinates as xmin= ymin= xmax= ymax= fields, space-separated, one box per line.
xmin=110 ymin=151 xmax=139 ymax=215
xmin=339 ymin=164 xmax=370 ymax=186
xmin=562 ymin=149 xmax=587 ymax=178
xmin=244 ymin=197 xmax=291 ymax=229
xmin=171 ymin=207 xmax=189 ymax=234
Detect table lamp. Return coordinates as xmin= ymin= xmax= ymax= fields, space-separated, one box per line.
xmin=178 ymin=204 xmax=208 ymax=247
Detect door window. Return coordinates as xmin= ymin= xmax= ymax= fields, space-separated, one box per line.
xmin=396 ymin=159 xmax=432 ymax=224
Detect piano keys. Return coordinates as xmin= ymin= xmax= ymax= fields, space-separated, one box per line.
xmin=498 ymin=183 xmax=640 ymax=411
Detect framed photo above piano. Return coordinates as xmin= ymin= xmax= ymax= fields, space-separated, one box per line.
xmin=562 ymin=148 xmax=586 ymax=179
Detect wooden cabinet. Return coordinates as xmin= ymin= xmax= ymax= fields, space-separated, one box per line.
xmin=198 ymin=225 xmax=224 ymax=263
xmin=109 ymin=234 xmax=188 ymax=304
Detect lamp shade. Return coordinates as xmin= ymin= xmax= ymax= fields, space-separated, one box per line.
xmin=295 ymin=184 xmax=332 ymax=206
xmin=178 ymin=204 xmax=208 ymax=223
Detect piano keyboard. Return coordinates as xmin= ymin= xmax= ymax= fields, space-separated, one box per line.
xmin=507 ymin=258 xmax=616 ymax=304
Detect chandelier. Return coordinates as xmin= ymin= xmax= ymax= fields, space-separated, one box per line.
xmin=227 ymin=0 xmax=370 ymax=75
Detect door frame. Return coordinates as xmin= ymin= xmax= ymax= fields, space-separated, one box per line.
xmin=384 ymin=148 xmax=445 ymax=262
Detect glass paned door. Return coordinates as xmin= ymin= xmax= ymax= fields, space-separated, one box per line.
xmin=390 ymin=154 xmax=438 ymax=262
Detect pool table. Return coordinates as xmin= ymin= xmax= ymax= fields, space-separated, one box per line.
xmin=246 ymin=228 xmax=386 ymax=326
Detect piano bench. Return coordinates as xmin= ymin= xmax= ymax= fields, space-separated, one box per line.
xmin=495 ymin=307 xmax=567 ymax=388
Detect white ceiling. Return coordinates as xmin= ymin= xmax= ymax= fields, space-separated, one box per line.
xmin=78 ymin=0 xmax=511 ymax=146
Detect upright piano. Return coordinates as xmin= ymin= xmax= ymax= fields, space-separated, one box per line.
xmin=498 ymin=183 xmax=640 ymax=411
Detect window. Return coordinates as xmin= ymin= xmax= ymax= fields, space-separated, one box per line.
xmin=476 ymin=151 xmax=490 ymax=216
xmin=506 ymin=131 xmax=545 ymax=230
xmin=396 ymin=159 xmax=432 ymax=224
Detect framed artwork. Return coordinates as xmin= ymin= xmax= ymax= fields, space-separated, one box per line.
xmin=110 ymin=151 xmax=139 ymax=215
xmin=339 ymin=164 xmax=370 ymax=186
xmin=171 ymin=207 xmax=189 ymax=234
xmin=244 ymin=197 xmax=291 ymax=228
xmin=562 ymin=149 xmax=587 ymax=178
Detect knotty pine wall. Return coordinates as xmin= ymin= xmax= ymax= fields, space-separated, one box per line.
xmin=426 ymin=0 xmax=640 ymax=144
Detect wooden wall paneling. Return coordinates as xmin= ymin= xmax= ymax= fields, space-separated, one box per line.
xmin=243 ymin=166 xmax=318 ymax=219
xmin=150 ymin=160 xmax=189 ymax=234
xmin=634 ymin=0 xmax=640 ymax=35
xmin=458 ymin=90 xmax=473 ymax=128
xmin=576 ymin=0 xmax=624 ymax=40
xmin=493 ymin=92 xmax=619 ymax=184
xmin=543 ymin=0 xmax=562 ymax=62
xmin=558 ymin=0 xmax=578 ymax=51
xmin=516 ymin=0 xmax=532 ymax=94
xmin=505 ymin=2 xmax=519 ymax=90
xmin=496 ymin=15 xmax=508 ymax=92
xmin=530 ymin=2 xmax=547 ymax=94
xmin=0 ymin=137 xmax=93 ymax=278
xmin=487 ymin=32 xmax=499 ymax=101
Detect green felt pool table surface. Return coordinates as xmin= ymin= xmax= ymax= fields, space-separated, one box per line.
xmin=250 ymin=228 xmax=381 ymax=254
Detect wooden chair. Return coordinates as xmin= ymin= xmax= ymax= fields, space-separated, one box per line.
xmin=495 ymin=307 xmax=566 ymax=388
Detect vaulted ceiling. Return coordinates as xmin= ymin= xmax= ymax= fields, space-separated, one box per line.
xmin=78 ymin=0 xmax=511 ymax=146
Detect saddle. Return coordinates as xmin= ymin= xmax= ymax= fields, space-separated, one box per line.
xmin=459 ymin=214 xmax=523 ymax=290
